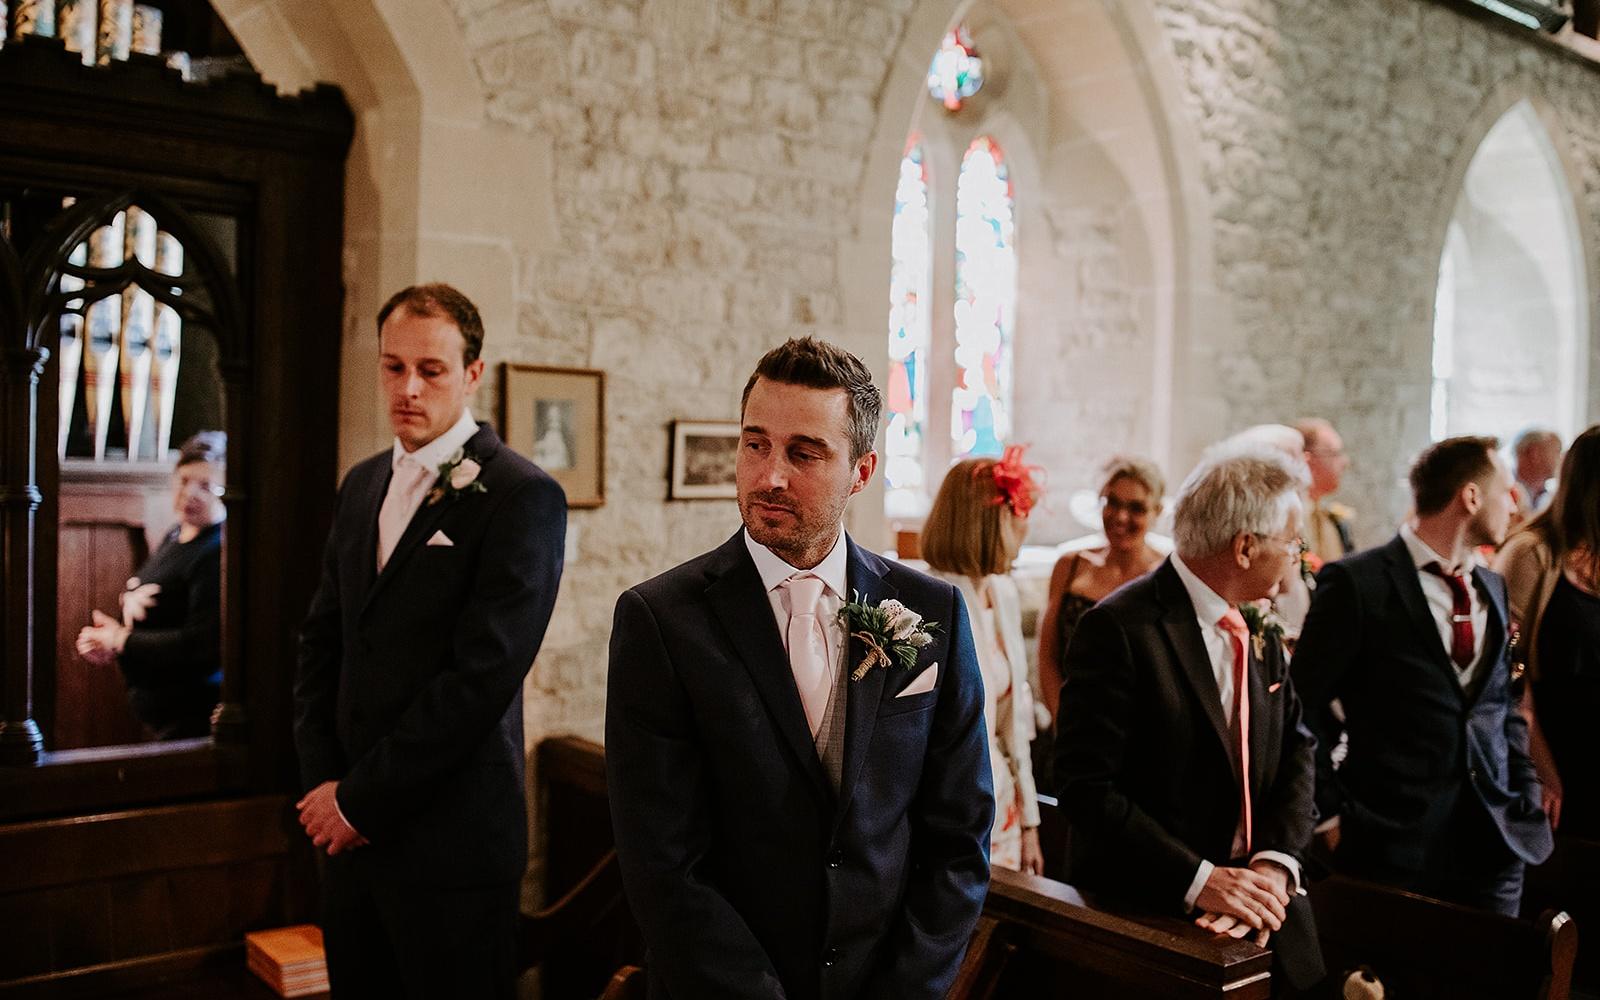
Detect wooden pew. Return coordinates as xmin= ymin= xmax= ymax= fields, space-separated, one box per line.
xmin=537 ymin=737 xmax=1270 ymax=999
xmin=1307 ymin=874 xmax=1575 ymax=1000
xmin=1523 ymin=834 xmax=1600 ymax=994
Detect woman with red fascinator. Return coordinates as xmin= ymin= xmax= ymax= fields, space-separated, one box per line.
xmin=921 ymin=446 xmax=1045 ymax=873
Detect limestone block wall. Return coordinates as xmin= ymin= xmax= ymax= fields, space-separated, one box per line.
xmin=1151 ymin=0 xmax=1600 ymax=543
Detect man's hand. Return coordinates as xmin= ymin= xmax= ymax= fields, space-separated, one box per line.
xmin=1019 ymin=828 xmax=1044 ymax=876
xmin=296 ymin=781 xmax=368 ymax=855
xmin=1194 ymin=865 xmax=1289 ymax=943
xmin=120 ymin=581 xmax=162 ymax=627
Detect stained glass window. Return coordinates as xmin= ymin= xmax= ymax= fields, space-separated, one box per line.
xmin=926 ymin=26 xmax=983 ymax=112
xmin=952 ymin=136 xmax=1015 ymax=460
xmin=885 ymin=140 xmax=933 ymax=519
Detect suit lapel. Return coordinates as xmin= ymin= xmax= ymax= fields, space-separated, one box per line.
xmin=703 ymin=533 xmax=834 ymax=799
xmin=351 ymin=459 xmax=390 ymax=598
xmin=1155 ymin=562 xmax=1235 ymax=774
xmin=362 ymin=423 xmax=497 ymax=617
xmin=1469 ymin=565 xmax=1508 ymax=703
xmin=1382 ymin=536 xmax=1465 ymax=699
xmin=833 ymin=539 xmax=895 ymax=829
xmin=1247 ymin=635 xmax=1272 ymax=791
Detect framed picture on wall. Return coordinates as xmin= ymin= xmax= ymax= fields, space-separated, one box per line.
xmin=670 ymin=420 xmax=741 ymax=499
xmin=499 ymin=363 xmax=605 ymax=508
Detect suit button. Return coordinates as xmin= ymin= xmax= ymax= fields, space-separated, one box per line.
xmin=828 ymin=851 xmax=843 ymax=868
xmin=823 ymin=948 xmax=839 ymax=967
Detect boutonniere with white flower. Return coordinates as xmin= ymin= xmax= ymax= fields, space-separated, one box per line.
xmin=837 ymin=595 xmax=939 ymax=682
xmin=1236 ymin=600 xmax=1286 ymax=661
xmin=425 ymin=449 xmax=488 ymax=506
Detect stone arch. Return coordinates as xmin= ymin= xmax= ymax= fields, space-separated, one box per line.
xmin=1423 ymin=80 xmax=1596 ymax=444
xmin=844 ymin=0 xmax=1216 ymax=547
xmin=210 ymin=0 xmax=555 ymax=471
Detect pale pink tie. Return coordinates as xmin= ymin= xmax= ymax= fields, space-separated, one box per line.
xmin=1217 ymin=608 xmax=1253 ymax=857
xmin=376 ymin=458 xmax=433 ymax=571
xmin=782 ymin=574 xmax=831 ymax=737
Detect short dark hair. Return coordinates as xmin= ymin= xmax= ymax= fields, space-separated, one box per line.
xmin=175 ymin=430 xmax=226 ymax=469
xmin=739 ymin=337 xmax=882 ymax=461
xmin=376 ymin=283 xmax=485 ymax=366
xmin=1410 ymin=435 xmax=1499 ymax=516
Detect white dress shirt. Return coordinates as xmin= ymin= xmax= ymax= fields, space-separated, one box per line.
xmin=1169 ymin=553 xmax=1303 ymax=910
xmin=744 ymin=527 xmax=849 ymax=700
xmin=1398 ymin=522 xmax=1489 ymax=689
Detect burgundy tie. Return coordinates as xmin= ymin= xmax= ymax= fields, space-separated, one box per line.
xmin=1422 ymin=562 xmax=1475 ymax=670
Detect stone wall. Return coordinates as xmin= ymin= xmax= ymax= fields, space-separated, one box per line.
xmin=1152 ymin=0 xmax=1600 ymax=543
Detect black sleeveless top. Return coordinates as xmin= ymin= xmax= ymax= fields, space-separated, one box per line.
xmin=1535 ymin=573 xmax=1600 ymax=837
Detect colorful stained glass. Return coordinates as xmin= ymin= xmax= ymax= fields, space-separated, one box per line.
xmin=926 ymin=26 xmax=983 ymax=112
xmin=952 ymin=136 xmax=1015 ymax=461
xmin=885 ymin=140 xmax=933 ymax=519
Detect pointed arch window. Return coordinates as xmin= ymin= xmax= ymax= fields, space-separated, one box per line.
xmin=885 ymin=140 xmax=934 ymax=519
xmin=952 ymin=135 xmax=1015 ymax=460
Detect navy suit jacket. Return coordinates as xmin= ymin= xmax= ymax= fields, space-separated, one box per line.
xmin=1053 ymin=559 xmax=1323 ymax=988
xmin=294 ymin=422 xmax=566 ymax=887
xmin=605 ymin=532 xmax=993 ymax=1000
xmin=1290 ymin=535 xmax=1553 ymax=873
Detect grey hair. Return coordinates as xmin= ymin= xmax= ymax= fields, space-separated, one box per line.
xmin=1173 ymin=441 xmax=1309 ymax=559
xmin=1230 ymin=423 xmax=1306 ymax=462
xmin=1513 ymin=427 xmax=1561 ymax=455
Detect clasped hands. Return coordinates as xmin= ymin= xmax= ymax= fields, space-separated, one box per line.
xmin=297 ymin=780 xmax=369 ymax=856
xmin=77 ymin=581 xmax=162 ymax=667
xmin=1194 ymin=860 xmax=1292 ymax=947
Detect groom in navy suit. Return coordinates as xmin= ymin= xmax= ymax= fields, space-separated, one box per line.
xmin=606 ymin=337 xmax=993 ymax=999
xmin=294 ymin=284 xmax=566 ymax=998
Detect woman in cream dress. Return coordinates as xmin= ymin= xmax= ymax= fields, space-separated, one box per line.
xmin=921 ymin=448 xmax=1043 ymax=873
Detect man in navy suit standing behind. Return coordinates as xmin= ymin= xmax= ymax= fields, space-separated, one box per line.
xmin=1293 ymin=435 xmax=1553 ymax=914
xmin=294 ymin=284 xmax=566 ymax=998
xmin=606 ymin=337 xmax=993 ymax=999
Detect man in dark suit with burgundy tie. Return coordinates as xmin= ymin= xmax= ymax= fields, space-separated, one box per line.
xmin=1055 ymin=442 xmax=1325 ymax=990
xmin=1293 ymin=436 xmax=1553 ymax=914
xmin=605 ymin=337 xmax=993 ymax=999
xmin=294 ymin=284 xmax=566 ymax=997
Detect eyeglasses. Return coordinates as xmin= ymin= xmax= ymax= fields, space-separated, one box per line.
xmin=1099 ymin=496 xmax=1151 ymax=517
xmin=1258 ymin=533 xmax=1306 ymax=559
xmin=174 ymin=475 xmax=225 ymax=498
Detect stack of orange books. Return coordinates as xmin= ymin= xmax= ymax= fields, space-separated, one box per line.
xmin=245 ymin=924 xmax=329 ymax=997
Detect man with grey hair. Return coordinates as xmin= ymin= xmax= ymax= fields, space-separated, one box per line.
xmin=1512 ymin=427 xmax=1563 ymax=516
xmin=1055 ymin=443 xmax=1324 ymax=989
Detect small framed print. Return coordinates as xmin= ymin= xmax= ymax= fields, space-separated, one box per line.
xmin=500 ymin=363 xmax=605 ymax=509
xmin=670 ymin=420 xmax=741 ymax=500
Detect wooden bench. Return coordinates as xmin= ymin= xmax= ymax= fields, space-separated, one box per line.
xmin=1523 ymin=834 xmax=1600 ymax=995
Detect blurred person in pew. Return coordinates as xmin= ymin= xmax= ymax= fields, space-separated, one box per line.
xmin=1512 ymin=427 xmax=1563 ymax=520
xmin=1293 ymin=436 xmax=1552 ymax=915
xmin=1055 ymin=442 xmax=1325 ymax=991
xmin=1295 ymin=417 xmax=1357 ymax=564
xmin=1495 ymin=425 xmax=1600 ymax=838
xmin=923 ymin=447 xmax=1044 ymax=874
xmin=76 ymin=431 xmax=226 ymax=740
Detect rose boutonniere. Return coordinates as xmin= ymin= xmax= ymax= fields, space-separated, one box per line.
xmin=1236 ymin=600 xmax=1286 ymax=661
xmin=1300 ymin=550 xmax=1324 ymax=590
xmin=837 ymin=595 xmax=939 ymax=682
xmin=425 ymin=449 xmax=488 ymax=506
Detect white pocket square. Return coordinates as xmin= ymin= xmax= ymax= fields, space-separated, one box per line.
xmin=896 ymin=662 xmax=938 ymax=698
xmin=425 ymin=530 xmax=454 ymax=547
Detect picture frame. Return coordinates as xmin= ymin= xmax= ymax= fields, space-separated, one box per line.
xmin=499 ymin=363 xmax=605 ymax=509
xmin=669 ymin=420 xmax=741 ymax=499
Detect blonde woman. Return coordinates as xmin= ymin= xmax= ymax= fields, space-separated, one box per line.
xmin=922 ymin=447 xmax=1043 ymax=873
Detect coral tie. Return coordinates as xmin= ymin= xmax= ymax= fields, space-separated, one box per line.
xmin=1217 ymin=608 xmax=1253 ymax=856
xmin=782 ymin=574 xmax=831 ymax=738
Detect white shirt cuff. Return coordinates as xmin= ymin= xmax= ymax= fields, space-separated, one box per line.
xmin=333 ymin=790 xmax=363 ymax=838
xmin=1314 ymin=815 xmax=1340 ymax=835
xmin=1184 ymin=860 xmax=1214 ymax=912
xmin=1249 ymin=850 xmax=1302 ymax=894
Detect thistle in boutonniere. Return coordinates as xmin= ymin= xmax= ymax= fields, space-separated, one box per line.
xmin=425 ymin=449 xmax=488 ymax=506
xmin=1236 ymin=600 xmax=1286 ymax=661
xmin=838 ymin=595 xmax=939 ymax=682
